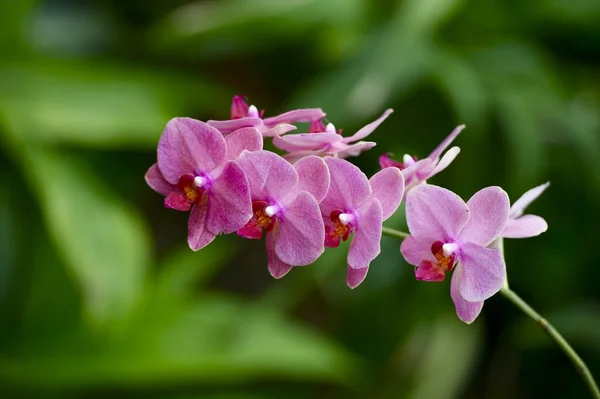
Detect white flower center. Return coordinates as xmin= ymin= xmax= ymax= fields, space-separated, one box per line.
xmin=325 ymin=123 xmax=337 ymax=134
xmin=338 ymin=213 xmax=354 ymax=226
xmin=403 ymin=154 xmax=416 ymax=166
xmin=248 ymin=105 xmax=260 ymax=118
xmin=264 ymin=205 xmax=280 ymax=217
xmin=442 ymin=242 xmax=459 ymax=257
xmin=194 ymin=176 xmax=207 ymax=187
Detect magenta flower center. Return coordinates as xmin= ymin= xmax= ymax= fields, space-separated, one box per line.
xmin=325 ymin=209 xmax=354 ymax=247
xmin=431 ymin=240 xmax=457 ymax=272
xmin=252 ymin=200 xmax=278 ymax=231
xmin=178 ymin=173 xmax=207 ymax=205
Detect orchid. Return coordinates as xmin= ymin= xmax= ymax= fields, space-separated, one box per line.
xmin=145 ymin=118 xmax=262 ymax=250
xmin=379 ymin=125 xmax=465 ymax=191
xmin=502 ymin=182 xmax=549 ymax=238
xmin=320 ymin=157 xmax=404 ymax=288
xmin=401 ymin=184 xmax=510 ymax=323
xmin=273 ymin=109 xmax=393 ymax=162
xmin=207 ymin=95 xmax=326 ymax=137
xmin=235 ymin=150 xmax=330 ymax=278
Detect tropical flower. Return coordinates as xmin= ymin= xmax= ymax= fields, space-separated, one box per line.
xmin=273 ymin=109 xmax=393 ymax=162
xmin=207 ymin=95 xmax=325 ymax=137
xmin=235 ymin=150 xmax=330 ymax=278
xmin=145 ymin=118 xmax=262 ymax=250
xmin=401 ymin=184 xmax=510 ymax=323
xmin=502 ymin=182 xmax=549 ymax=238
xmin=379 ymin=125 xmax=465 ymax=191
xmin=320 ymin=157 xmax=404 ymax=288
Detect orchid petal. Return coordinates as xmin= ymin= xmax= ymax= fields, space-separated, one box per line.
xmin=321 ymin=157 xmax=372 ymax=214
xmin=379 ymin=153 xmax=403 ymax=169
xmin=348 ymin=199 xmax=382 ymax=269
xmin=369 ymin=167 xmax=404 ymax=220
xmin=336 ymin=141 xmax=377 ymax=158
xmin=456 ymin=242 xmax=505 ymax=302
xmin=428 ymin=125 xmax=465 ymax=161
xmin=400 ymin=235 xmax=436 ymax=266
xmin=266 ymin=230 xmax=294 ymax=278
xmin=205 ymin=162 xmax=252 ymax=235
xmin=450 ymin=268 xmax=484 ymax=324
xmin=415 ymin=260 xmax=446 ymax=282
xmin=431 ymin=146 xmax=460 ymax=176
xmin=510 ymin=182 xmax=550 ymax=218
xmin=261 ymin=124 xmax=297 ymax=137
xmin=263 ymin=108 xmax=326 ymax=126
xmin=276 ymin=191 xmax=325 ymax=266
xmin=145 ymin=163 xmax=172 ymax=196
xmin=235 ymin=150 xmax=298 ymax=200
xmin=272 ymin=132 xmax=341 ymax=152
xmin=158 ymin=118 xmax=226 ymax=184
xmin=224 ymin=127 xmax=263 ymax=161
xmin=165 ymin=191 xmax=191 ymax=211
xmin=402 ymin=158 xmax=433 ymax=188
xmin=284 ymin=150 xmax=326 ymax=164
xmin=347 ymin=265 xmax=369 ymax=289
xmin=207 ymin=117 xmax=263 ymax=135
xmin=502 ymin=215 xmax=548 ymax=238
xmin=294 ymin=156 xmax=330 ymax=203
xmin=188 ymin=203 xmax=216 ymax=251
xmin=405 ymin=185 xmax=469 ymax=242
xmin=342 ymin=109 xmax=393 ymax=143
xmin=460 ymin=186 xmax=510 ymax=246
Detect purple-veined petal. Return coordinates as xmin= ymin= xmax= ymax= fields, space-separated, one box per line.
xmin=145 ymin=163 xmax=173 ymax=196
xmin=188 ymin=202 xmax=216 ymax=250
xmin=342 ymin=109 xmax=393 ymax=143
xmin=275 ymin=191 xmax=325 ymax=266
xmin=415 ymin=260 xmax=446 ymax=282
xmin=510 ymin=182 xmax=550 ymax=218
xmin=321 ymin=157 xmax=372 ymax=214
xmin=205 ymin=162 xmax=252 ymax=235
xmin=347 ymin=265 xmax=369 ymax=289
xmin=294 ymin=156 xmax=330 ymax=203
xmin=460 ymin=186 xmax=510 ymax=246
xmin=165 ymin=191 xmax=191 ymax=211
xmin=335 ymin=141 xmax=377 ymax=158
xmin=427 ymin=125 xmax=465 ymax=161
xmin=224 ymin=127 xmax=263 ymax=161
xmin=400 ymin=235 xmax=436 ymax=266
xmin=405 ymin=184 xmax=469 ymax=242
xmin=261 ymin=124 xmax=297 ymax=137
xmin=450 ymin=268 xmax=484 ymax=324
xmin=348 ymin=199 xmax=382 ymax=269
xmin=207 ymin=117 xmax=263 ymax=135
xmin=456 ymin=242 xmax=505 ymax=302
xmin=235 ymin=150 xmax=299 ymax=201
xmin=502 ymin=215 xmax=548 ymax=238
xmin=263 ymin=108 xmax=326 ymax=126
xmin=369 ymin=167 xmax=404 ymax=220
xmin=266 ymin=229 xmax=294 ymax=278
xmin=158 ymin=118 xmax=226 ymax=184
xmin=272 ymin=132 xmax=341 ymax=152
xmin=284 ymin=150 xmax=326 ymax=164
xmin=431 ymin=146 xmax=460 ymax=176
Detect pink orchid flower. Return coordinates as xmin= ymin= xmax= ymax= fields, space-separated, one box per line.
xmin=273 ymin=109 xmax=393 ymax=163
xmin=379 ymin=125 xmax=465 ymax=191
xmin=145 ymin=118 xmax=262 ymax=251
xmin=321 ymin=157 xmax=404 ymax=288
xmin=235 ymin=150 xmax=330 ymax=278
xmin=401 ymin=184 xmax=510 ymax=323
xmin=502 ymin=182 xmax=549 ymax=238
xmin=207 ymin=95 xmax=326 ymax=137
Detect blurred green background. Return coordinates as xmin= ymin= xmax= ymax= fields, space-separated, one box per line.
xmin=1 ymin=0 xmax=599 ymax=398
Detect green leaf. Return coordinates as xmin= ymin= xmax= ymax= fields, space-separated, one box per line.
xmin=0 ymin=0 xmax=37 ymax=54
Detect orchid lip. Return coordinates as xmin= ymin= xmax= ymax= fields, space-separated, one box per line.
xmin=442 ymin=242 xmax=459 ymax=257
xmin=338 ymin=213 xmax=355 ymax=226
xmin=248 ymin=105 xmax=260 ymax=118
xmin=264 ymin=204 xmax=280 ymax=217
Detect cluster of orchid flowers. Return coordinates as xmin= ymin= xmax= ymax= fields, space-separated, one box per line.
xmin=145 ymin=96 xmax=549 ymax=324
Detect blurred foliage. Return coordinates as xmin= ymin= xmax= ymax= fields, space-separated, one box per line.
xmin=0 ymin=0 xmax=599 ymax=398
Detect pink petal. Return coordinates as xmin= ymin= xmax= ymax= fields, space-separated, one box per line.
xmin=348 ymin=199 xmax=382 ymax=269
xmin=450 ymin=268 xmax=484 ymax=324
xmin=415 ymin=260 xmax=446 ymax=282
xmin=460 ymin=186 xmax=510 ymax=246
xmin=335 ymin=141 xmax=377 ymax=158
xmin=188 ymin=203 xmax=216 ymax=251
xmin=400 ymin=235 xmax=436 ymax=266
xmin=405 ymin=184 xmax=469 ymax=242
xmin=428 ymin=125 xmax=465 ymax=161
xmin=284 ymin=150 xmax=326 ymax=164
xmin=275 ymin=191 xmax=325 ymax=266
xmin=224 ymin=127 xmax=263 ymax=161
xmin=431 ymin=146 xmax=460 ymax=176
xmin=207 ymin=117 xmax=263 ymax=135
xmin=347 ymin=265 xmax=369 ymax=289
xmin=205 ymin=162 xmax=252 ymax=235
xmin=510 ymin=182 xmax=550 ymax=218
xmin=342 ymin=109 xmax=393 ymax=143
xmin=158 ymin=118 xmax=226 ymax=184
xmin=266 ymin=230 xmax=294 ymax=278
xmin=145 ymin=163 xmax=173 ymax=196
xmin=261 ymin=124 xmax=297 ymax=137
xmin=165 ymin=191 xmax=191 ymax=211
xmin=369 ymin=167 xmax=405 ymax=220
xmin=272 ymin=132 xmax=341 ymax=152
xmin=294 ymin=156 xmax=330 ymax=203
xmin=263 ymin=108 xmax=326 ymax=126
xmin=321 ymin=157 xmax=372 ymax=214
xmin=235 ymin=150 xmax=299 ymax=201
xmin=456 ymin=242 xmax=505 ymax=302
xmin=379 ymin=153 xmax=403 ymax=169
xmin=502 ymin=215 xmax=548 ymax=238
xmin=402 ymin=158 xmax=433 ymax=184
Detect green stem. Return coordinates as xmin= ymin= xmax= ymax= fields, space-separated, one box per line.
xmin=381 ymin=226 xmax=410 ymax=239
xmin=499 ymin=286 xmax=600 ymax=399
